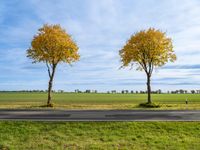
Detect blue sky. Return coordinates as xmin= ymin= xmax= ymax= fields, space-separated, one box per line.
xmin=0 ymin=0 xmax=200 ymax=92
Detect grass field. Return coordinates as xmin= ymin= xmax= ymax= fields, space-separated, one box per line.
xmin=0 ymin=94 xmax=199 ymax=150
xmin=0 ymin=121 xmax=199 ymax=150
xmin=0 ymin=92 xmax=200 ymax=109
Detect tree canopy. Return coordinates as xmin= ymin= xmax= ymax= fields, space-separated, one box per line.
xmin=27 ymin=24 xmax=80 ymax=65
xmin=119 ymin=28 xmax=176 ymax=76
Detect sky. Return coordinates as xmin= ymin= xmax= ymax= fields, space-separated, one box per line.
xmin=0 ymin=0 xmax=200 ymax=92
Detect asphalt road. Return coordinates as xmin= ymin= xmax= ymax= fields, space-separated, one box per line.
xmin=0 ymin=109 xmax=200 ymax=121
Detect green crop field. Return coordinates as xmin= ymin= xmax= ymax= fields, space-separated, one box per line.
xmin=0 ymin=92 xmax=200 ymax=109
xmin=0 ymin=121 xmax=199 ymax=150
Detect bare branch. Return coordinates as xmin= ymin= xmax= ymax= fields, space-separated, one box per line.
xmin=46 ymin=61 xmax=51 ymax=78
xmin=138 ymin=61 xmax=148 ymax=75
xmin=149 ymin=58 xmax=154 ymax=76
xmin=150 ymin=65 xmax=154 ymax=75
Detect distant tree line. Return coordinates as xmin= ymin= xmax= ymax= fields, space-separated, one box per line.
xmin=75 ymin=89 xmax=98 ymax=93
xmin=0 ymin=90 xmax=47 ymax=93
xmin=1 ymin=89 xmax=200 ymax=94
xmin=0 ymin=90 xmax=64 ymax=93
xmin=169 ymin=89 xmax=200 ymax=94
xmin=74 ymin=89 xmax=200 ymax=94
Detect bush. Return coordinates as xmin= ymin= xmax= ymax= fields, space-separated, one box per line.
xmin=47 ymin=103 xmax=54 ymax=107
xmin=0 ymin=145 xmax=9 ymax=150
xmin=139 ymin=102 xmax=160 ymax=108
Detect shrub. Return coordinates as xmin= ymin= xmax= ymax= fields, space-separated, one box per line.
xmin=47 ymin=103 xmax=54 ymax=107
xmin=0 ymin=145 xmax=9 ymax=150
xmin=139 ymin=102 xmax=160 ymax=108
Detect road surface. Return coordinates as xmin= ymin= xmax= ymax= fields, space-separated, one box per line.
xmin=0 ymin=109 xmax=200 ymax=121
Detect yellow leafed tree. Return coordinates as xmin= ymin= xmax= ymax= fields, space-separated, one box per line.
xmin=27 ymin=24 xmax=80 ymax=106
xmin=119 ymin=28 xmax=176 ymax=104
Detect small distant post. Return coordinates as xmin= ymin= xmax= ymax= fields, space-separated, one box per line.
xmin=185 ymin=98 xmax=188 ymax=104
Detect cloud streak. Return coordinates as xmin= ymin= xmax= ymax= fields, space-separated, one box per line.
xmin=162 ymin=64 xmax=200 ymax=69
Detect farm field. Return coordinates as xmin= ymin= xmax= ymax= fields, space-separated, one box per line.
xmin=0 ymin=121 xmax=199 ymax=150
xmin=0 ymin=92 xmax=200 ymax=110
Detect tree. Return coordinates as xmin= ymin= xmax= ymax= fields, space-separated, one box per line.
xmin=157 ymin=89 xmax=162 ymax=94
xmin=191 ymin=90 xmax=195 ymax=94
xmin=27 ymin=24 xmax=80 ymax=106
xmin=179 ymin=89 xmax=184 ymax=94
xmin=119 ymin=28 xmax=176 ymax=103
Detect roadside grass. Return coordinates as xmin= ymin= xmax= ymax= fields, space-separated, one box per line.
xmin=1 ymin=103 xmax=200 ymax=110
xmin=0 ymin=92 xmax=200 ymax=110
xmin=0 ymin=122 xmax=199 ymax=150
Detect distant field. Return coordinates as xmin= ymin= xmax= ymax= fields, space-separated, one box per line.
xmin=0 ymin=92 xmax=200 ymax=109
xmin=0 ymin=121 xmax=199 ymax=150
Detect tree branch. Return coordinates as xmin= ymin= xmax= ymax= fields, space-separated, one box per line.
xmin=46 ymin=61 xmax=51 ymax=78
xmin=149 ymin=58 xmax=154 ymax=76
xmin=138 ymin=61 xmax=148 ymax=75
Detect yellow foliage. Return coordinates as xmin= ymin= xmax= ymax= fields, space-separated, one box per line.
xmin=119 ymin=28 xmax=176 ymax=76
xmin=27 ymin=24 xmax=80 ymax=65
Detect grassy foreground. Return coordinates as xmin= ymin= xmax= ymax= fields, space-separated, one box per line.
xmin=0 ymin=92 xmax=200 ymax=109
xmin=0 ymin=122 xmax=199 ymax=150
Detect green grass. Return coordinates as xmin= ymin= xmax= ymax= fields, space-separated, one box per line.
xmin=0 ymin=121 xmax=199 ymax=150
xmin=0 ymin=92 xmax=200 ymax=109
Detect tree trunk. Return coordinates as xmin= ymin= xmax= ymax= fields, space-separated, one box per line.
xmin=147 ymin=74 xmax=151 ymax=104
xmin=47 ymin=65 xmax=56 ymax=106
xmin=47 ymin=77 xmax=53 ymax=105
